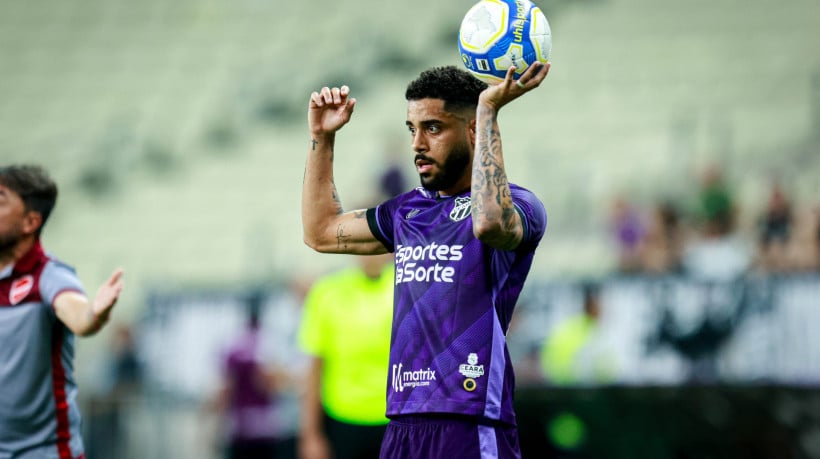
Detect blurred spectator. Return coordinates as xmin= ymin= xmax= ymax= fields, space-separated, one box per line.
xmin=377 ymin=136 xmax=409 ymax=200
xmin=784 ymin=204 xmax=820 ymax=271
xmin=683 ymin=165 xmax=751 ymax=281
xmin=639 ymin=201 xmax=684 ymax=274
xmin=107 ymin=324 xmax=143 ymax=448
xmin=755 ymin=181 xmax=794 ymax=272
xmin=215 ymin=293 xmax=285 ymax=459
xmin=378 ymin=164 xmax=407 ymax=200
xmin=608 ymin=196 xmax=645 ymax=273
xmin=815 ymin=205 xmax=820 ymax=270
xmin=297 ymin=253 xmax=394 ymax=459
xmin=696 ymin=164 xmax=736 ymax=236
xmin=541 ymin=283 xmax=614 ymax=385
xmin=84 ymin=324 xmax=143 ymax=458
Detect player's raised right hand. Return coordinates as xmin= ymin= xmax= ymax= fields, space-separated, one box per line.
xmin=308 ymin=85 xmax=356 ymax=137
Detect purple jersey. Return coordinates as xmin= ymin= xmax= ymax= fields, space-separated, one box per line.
xmin=221 ymin=329 xmax=279 ymax=441
xmin=366 ymin=184 xmax=546 ymax=426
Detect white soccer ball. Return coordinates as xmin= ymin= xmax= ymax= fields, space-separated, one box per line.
xmin=458 ymin=0 xmax=552 ymax=84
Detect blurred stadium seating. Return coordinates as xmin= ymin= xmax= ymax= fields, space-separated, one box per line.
xmin=1 ymin=0 xmax=817 ymax=312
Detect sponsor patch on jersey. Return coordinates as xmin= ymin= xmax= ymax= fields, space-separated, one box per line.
xmin=391 ymin=362 xmax=437 ymax=392
xmin=459 ymin=352 xmax=485 ymax=379
xmin=449 ymin=196 xmax=471 ymax=222
xmin=406 ymin=209 xmax=421 ymax=219
xmin=10 ymin=274 xmax=34 ymax=305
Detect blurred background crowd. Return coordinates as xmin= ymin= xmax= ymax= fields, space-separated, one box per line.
xmin=1 ymin=0 xmax=819 ymax=457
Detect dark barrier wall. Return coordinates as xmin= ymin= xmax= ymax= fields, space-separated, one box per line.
xmin=514 ymin=385 xmax=820 ymax=459
xmin=510 ymin=275 xmax=820 ymax=386
xmin=131 ymin=276 xmax=820 ymax=457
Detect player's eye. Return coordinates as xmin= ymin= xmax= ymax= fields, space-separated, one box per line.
xmin=407 ymin=126 xmax=416 ymax=135
xmin=428 ymin=125 xmax=441 ymax=134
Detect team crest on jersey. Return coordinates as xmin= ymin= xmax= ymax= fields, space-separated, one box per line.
xmin=9 ymin=274 xmax=34 ymax=305
xmin=449 ymin=196 xmax=471 ymax=222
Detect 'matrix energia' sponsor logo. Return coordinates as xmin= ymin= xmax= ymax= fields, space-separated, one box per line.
xmin=391 ymin=363 xmax=437 ymax=392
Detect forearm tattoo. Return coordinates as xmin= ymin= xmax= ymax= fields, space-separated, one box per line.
xmin=310 ymin=138 xmax=334 ymax=159
xmin=473 ymin=116 xmax=518 ymax=239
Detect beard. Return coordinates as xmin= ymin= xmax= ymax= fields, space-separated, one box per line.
xmin=0 ymin=222 xmax=24 ymax=259
xmin=418 ymin=141 xmax=472 ymax=192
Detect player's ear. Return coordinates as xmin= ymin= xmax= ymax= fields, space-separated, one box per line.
xmin=468 ymin=119 xmax=476 ymax=140
xmin=21 ymin=210 xmax=42 ymax=236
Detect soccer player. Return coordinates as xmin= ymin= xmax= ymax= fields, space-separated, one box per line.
xmin=0 ymin=165 xmax=124 ymax=459
xmin=301 ymin=62 xmax=549 ymax=459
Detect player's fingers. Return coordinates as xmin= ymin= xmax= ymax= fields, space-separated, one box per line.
xmin=331 ymin=87 xmax=342 ymax=104
xmin=339 ymin=85 xmax=351 ymax=106
xmin=533 ymin=61 xmax=550 ymax=82
xmin=520 ymin=62 xmax=548 ymax=88
xmin=108 ymin=268 xmax=124 ymax=286
xmin=520 ymin=62 xmax=539 ymax=80
xmin=309 ymin=91 xmax=323 ymax=107
xmin=320 ymin=86 xmax=332 ymax=104
xmin=504 ymin=66 xmax=517 ymax=86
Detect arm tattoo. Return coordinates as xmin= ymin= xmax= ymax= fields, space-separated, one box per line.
xmin=335 ymin=224 xmax=352 ymax=250
xmin=310 ymin=138 xmax=334 ymax=159
xmin=472 ymin=115 xmax=519 ymax=245
xmin=331 ymin=186 xmax=343 ymax=215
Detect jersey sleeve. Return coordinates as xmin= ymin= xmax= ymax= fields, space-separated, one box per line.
xmin=39 ymin=259 xmax=85 ymax=305
xmin=512 ymin=187 xmax=548 ymax=247
xmin=366 ymin=195 xmax=402 ymax=253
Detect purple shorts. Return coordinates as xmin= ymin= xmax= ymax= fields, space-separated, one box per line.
xmin=379 ymin=415 xmax=521 ymax=459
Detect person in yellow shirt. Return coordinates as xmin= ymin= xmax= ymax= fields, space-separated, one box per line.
xmin=542 ymin=283 xmax=610 ymax=385
xmin=298 ymin=253 xmax=394 ymax=459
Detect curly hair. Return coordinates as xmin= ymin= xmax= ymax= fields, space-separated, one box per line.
xmin=405 ymin=65 xmax=488 ymax=113
xmin=0 ymin=164 xmax=58 ymax=234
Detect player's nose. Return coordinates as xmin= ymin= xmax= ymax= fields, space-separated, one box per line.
xmin=410 ymin=131 xmax=427 ymax=153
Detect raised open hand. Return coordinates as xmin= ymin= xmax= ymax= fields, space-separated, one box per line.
xmin=478 ymin=61 xmax=551 ymax=110
xmin=92 ymin=268 xmax=124 ymax=323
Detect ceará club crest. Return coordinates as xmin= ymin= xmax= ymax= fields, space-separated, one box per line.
xmin=449 ymin=196 xmax=471 ymax=222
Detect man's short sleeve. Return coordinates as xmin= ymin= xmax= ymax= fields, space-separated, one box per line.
xmin=367 ymin=194 xmax=406 ymax=253
xmin=512 ymin=187 xmax=548 ymax=247
xmin=39 ymin=260 xmax=85 ymax=305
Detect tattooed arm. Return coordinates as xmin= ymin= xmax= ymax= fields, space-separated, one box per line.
xmin=471 ymin=103 xmax=522 ymax=251
xmin=302 ymin=85 xmax=387 ymax=254
xmin=472 ymin=62 xmax=550 ymax=250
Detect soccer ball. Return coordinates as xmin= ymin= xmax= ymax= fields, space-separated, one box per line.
xmin=458 ymin=0 xmax=552 ymax=84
